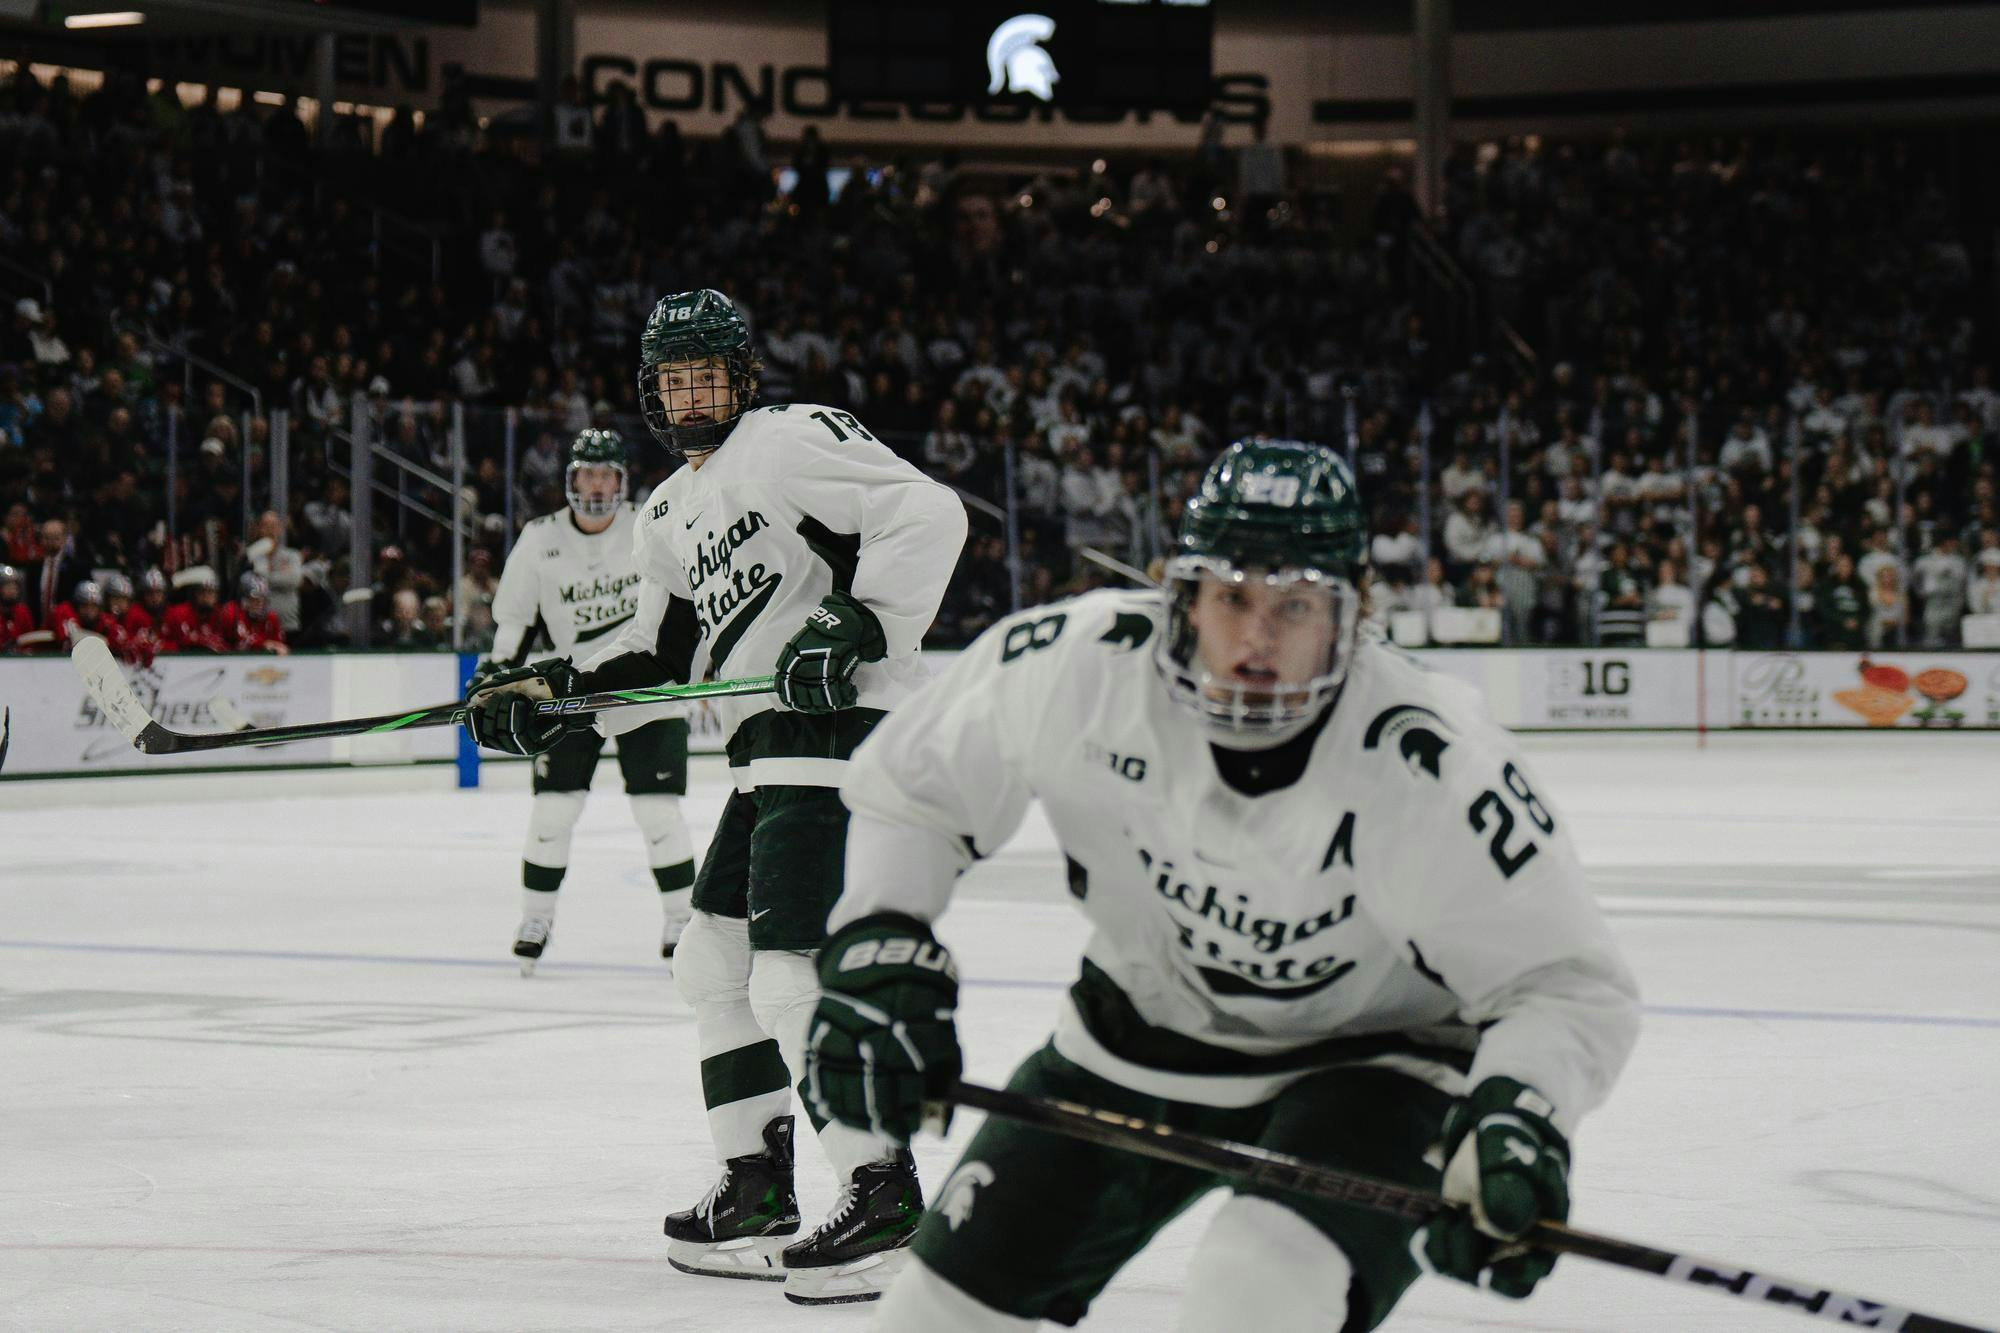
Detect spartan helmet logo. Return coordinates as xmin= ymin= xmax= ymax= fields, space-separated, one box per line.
xmin=986 ymin=14 xmax=1059 ymax=101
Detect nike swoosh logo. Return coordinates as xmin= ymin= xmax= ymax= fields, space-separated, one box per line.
xmin=749 ymin=908 xmax=771 ymax=921
xmin=684 ymin=515 xmax=702 ymax=530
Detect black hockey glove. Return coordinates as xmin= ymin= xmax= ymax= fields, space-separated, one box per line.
xmin=805 ymin=912 xmax=962 ymax=1144
xmin=774 ymin=592 xmax=886 ymax=714
xmin=1424 ymin=1076 xmax=1570 ymax=1299
xmin=463 ymin=657 xmax=581 ymax=756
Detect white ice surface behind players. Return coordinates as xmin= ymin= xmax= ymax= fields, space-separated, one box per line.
xmin=2 ymin=733 xmax=1997 ymax=1331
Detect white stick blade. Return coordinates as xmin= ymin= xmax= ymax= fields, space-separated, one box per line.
xmin=69 ymin=636 xmax=151 ymax=745
xmin=208 ymin=697 xmax=254 ymax=732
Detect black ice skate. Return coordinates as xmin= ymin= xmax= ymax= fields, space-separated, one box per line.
xmin=512 ymin=916 xmax=551 ymax=977
xmin=663 ymin=1116 xmax=801 ymax=1282
xmin=781 ymin=1149 xmax=923 ymax=1306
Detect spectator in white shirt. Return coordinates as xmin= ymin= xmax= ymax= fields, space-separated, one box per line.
xmin=922 ymin=400 xmax=977 ymax=485
xmin=1718 ymin=417 xmax=1772 ymax=475
xmin=1914 ymin=535 xmax=1970 ymax=647
xmin=1399 ymin=557 xmax=1453 ymax=621
xmin=1443 ymin=490 xmax=1492 ymax=580
xmin=1482 ymin=499 xmax=1545 ymax=644
xmin=1868 ymin=562 xmax=1906 ymax=649
xmin=1648 ymin=558 xmax=1695 ymax=632
xmin=1856 ymin=528 xmax=1899 ymax=593
xmin=1635 ymin=454 xmax=1684 ymax=520
xmin=1900 ymin=399 xmax=1958 ymax=460
xmin=245 ymin=510 xmax=305 ymax=632
xmin=1968 ymin=561 xmax=2000 ymax=616
xmin=1370 ymin=516 xmax=1422 ymax=587
xmin=478 ymin=210 xmax=518 ymax=286
xmin=1957 ymin=364 xmax=2000 ymax=433
xmin=1440 ymin=438 xmax=1487 ymax=505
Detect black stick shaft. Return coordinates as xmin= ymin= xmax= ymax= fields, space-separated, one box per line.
xmin=944 ymin=1082 xmax=1992 ymax=1333
xmin=69 ymin=636 xmax=775 ymax=755
xmin=137 ymin=676 xmax=777 ymax=754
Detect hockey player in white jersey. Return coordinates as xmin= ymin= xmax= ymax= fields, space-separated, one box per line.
xmin=464 ymin=289 xmax=968 ymax=1305
xmin=475 ymin=429 xmax=697 ymax=974
xmin=805 ymin=439 xmax=1641 ymax=1331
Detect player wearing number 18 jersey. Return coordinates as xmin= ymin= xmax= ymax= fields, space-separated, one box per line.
xmin=463 ymin=289 xmax=968 ymax=1306
xmin=808 ymin=440 xmax=1641 ymax=1331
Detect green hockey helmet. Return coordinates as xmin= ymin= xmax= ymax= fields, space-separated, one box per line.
xmin=565 ymin=428 xmax=629 ymax=519
xmin=1155 ymin=439 xmax=1370 ymax=737
xmin=637 ymin=288 xmax=759 ymax=457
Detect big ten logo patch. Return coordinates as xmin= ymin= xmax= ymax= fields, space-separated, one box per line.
xmin=1082 ymin=741 xmax=1147 ymax=782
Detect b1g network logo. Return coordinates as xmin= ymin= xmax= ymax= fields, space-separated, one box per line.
xmin=987 ymin=14 xmax=1059 ymax=101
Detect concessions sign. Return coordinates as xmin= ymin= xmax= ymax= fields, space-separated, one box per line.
xmin=1732 ymin=652 xmax=2000 ymax=729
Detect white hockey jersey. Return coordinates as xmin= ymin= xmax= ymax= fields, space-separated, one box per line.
xmin=836 ymin=590 xmax=1640 ymax=1130
xmin=604 ymin=402 xmax=968 ymax=788
xmin=491 ymin=502 xmax=645 ymax=663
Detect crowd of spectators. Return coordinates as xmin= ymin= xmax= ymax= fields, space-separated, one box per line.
xmin=2 ymin=61 xmax=1997 ymax=664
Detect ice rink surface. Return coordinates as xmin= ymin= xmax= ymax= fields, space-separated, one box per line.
xmin=3 ymin=733 xmax=1997 ymax=1332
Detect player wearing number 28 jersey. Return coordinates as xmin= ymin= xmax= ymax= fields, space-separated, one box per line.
xmin=808 ymin=439 xmax=1641 ymax=1332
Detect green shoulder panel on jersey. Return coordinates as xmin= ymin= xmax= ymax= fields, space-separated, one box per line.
xmin=984 ymin=588 xmax=1162 ymax=671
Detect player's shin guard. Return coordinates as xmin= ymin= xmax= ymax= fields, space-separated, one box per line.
xmin=748 ymin=949 xmax=922 ymax=1305
xmin=516 ymin=792 xmax=584 ymax=973
xmin=633 ymin=793 xmax=696 ymax=957
xmin=1176 ymin=1195 xmax=1356 ymax=1333
xmin=873 ymin=1257 xmax=1039 ymax=1332
xmin=749 ymin=950 xmax=899 ymax=1182
xmin=675 ymin=914 xmax=793 ymax=1160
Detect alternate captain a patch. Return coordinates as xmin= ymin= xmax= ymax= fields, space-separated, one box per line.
xmin=1363 ymin=704 xmax=1452 ymax=780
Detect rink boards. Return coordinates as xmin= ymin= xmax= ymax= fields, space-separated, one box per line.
xmin=4 ymin=646 xmax=1999 ymax=778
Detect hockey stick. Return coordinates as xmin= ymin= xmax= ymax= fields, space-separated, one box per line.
xmin=69 ymin=636 xmax=774 ymax=757
xmin=941 ymin=1080 xmax=1994 ymax=1333
xmin=0 ymin=706 xmax=10 ymax=773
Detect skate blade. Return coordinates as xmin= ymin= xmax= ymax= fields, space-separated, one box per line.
xmin=782 ymin=1245 xmax=910 ymax=1305
xmin=665 ymin=1234 xmax=790 ymax=1282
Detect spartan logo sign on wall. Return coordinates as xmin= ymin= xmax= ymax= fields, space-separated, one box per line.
xmin=987 ymin=14 xmax=1059 ymax=101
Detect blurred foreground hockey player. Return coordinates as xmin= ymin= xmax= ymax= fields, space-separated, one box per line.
xmin=463 ymin=290 xmax=967 ymax=1304
xmin=808 ymin=439 xmax=1641 ymax=1331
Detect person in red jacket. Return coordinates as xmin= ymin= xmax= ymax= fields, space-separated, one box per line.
xmin=101 ymin=573 xmax=153 ymax=665
xmin=50 ymin=581 xmax=141 ymax=660
xmin=217 ymin=573 xmax=288 ymax=654
xmin=0 ymin=564 xmax=33 ymax=652
xmin=161 ymin=568 xmax=229 ymax=653
xmin=125 ymin=568 xmax=168 ymax=658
